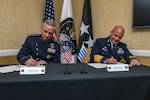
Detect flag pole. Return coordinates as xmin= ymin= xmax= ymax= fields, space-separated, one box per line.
xmin=80 ymin=58 xmax=88 ymax=74
xmin=64 ymin=63 xmax=71 ymax=74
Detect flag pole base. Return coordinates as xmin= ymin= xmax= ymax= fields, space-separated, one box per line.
xmin=80 ymin=63 xmax=87 ymax=74
xmin=64 ymin=71 xmax=71 ymax=74
xmin=64 ymin=64 xmax=71 ymax=74
xmin=80 ymin=70 xmax=88 ymax=74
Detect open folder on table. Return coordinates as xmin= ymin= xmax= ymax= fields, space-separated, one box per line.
xmin=0 ymin=65 xmax=20 ymax=73
xmin=0 ymin=65 xmax=45 ymax=74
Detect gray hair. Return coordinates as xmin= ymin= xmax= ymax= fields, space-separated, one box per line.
xmin=43 ymin=19 xmax=56 ymax=28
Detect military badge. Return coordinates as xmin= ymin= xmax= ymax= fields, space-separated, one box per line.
xmin=102 ymin=46 xmax=107 ymax=51
xmin=47 ymin=48 xmax=56 ymax=53
xmin=50 ymin=43 xmax=55 ymax=49
xmin=117 ymin=48 xmax=124 ymax=54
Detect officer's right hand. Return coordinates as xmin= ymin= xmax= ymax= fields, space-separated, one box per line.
xmin=25 ymin=58 xmax=37 ymax=66
xmin=37 ymin=60 xmax=47 ymax=65
xmin=105 ymin=58 xmax=117 ymax=64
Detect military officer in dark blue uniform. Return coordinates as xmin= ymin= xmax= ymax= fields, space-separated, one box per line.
xmin=90 ymin=25 xmax=140 ymax=66
xmin=17 ymin=20 xmax=60 ymax=66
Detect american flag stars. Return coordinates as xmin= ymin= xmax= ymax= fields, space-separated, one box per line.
xmin=43 ymin=0 xmax=55 ymax=21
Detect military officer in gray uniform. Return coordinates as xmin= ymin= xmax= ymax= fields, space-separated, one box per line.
xmin=17 ymin=20 xmax=60 ymax=66
xmin=90 ymin=25 xmax=140 ymax=66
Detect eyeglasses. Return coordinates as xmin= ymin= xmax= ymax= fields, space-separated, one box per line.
xmin=44 ymin=30 xmax=53 ymax=34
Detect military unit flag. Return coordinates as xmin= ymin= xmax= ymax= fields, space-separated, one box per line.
xmin=59 ymin=0 xmax=77 ymax=63
xmin=77 ymin=0 xmax=93 ymax=62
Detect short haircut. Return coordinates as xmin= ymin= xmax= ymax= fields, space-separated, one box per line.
xmin=43 ymin=19 xmax=56 ymax=28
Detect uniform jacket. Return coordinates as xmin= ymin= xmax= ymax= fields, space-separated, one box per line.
xmin=17 ymin=34 xmax=60 ymax=64
xmin=90 ymin=37 xmax=136 ymax=64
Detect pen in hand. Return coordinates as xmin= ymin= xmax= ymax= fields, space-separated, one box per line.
xmin=106 ymin=56 xmax=117 ymax=64
xmin=111 ymin=56 xmax=117 ymax=64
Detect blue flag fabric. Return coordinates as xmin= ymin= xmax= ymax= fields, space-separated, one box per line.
xmin=77 ymin=44 xmax=87 ymax=62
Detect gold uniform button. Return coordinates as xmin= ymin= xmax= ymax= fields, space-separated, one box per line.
xmin=46 ymin=55 xmax=51 ymax=59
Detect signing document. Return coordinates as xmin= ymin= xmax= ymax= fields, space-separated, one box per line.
xmin=88 ymin=62 xmax=129 ymax=72
xmin=0 ymin=65 xmax=20 ymax=73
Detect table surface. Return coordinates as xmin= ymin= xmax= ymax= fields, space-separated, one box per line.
xmin=0 ymin=64 xmax=150 ymax=100
xmin=0 ymin=63 xmax=150 ymax=82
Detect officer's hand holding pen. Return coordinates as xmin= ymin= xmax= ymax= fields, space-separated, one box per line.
xmin=105 ymin=57 xmax=117 ymax=64
xmin=25 ymin=58 xmax=37 ymax=66
xmin=36 ymin=60 xmax=47 ymax=65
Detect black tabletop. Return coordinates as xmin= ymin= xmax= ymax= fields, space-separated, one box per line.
xmin=0 ymin=64 xmax=150 ymax=100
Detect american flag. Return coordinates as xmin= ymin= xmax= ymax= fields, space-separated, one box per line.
xmin=43 ymin=0 xmax=55 ymax=21
xmin=43 ymin=0 xmax=57 ymax=40
xmin=77 ymin=44 xmax=87 ymax=62
xmin=64 ymin=44 xmax=72 ymax=64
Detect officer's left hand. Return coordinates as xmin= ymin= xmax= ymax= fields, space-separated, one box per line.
xmin=129 ymin=59 xmax=140 ymax=67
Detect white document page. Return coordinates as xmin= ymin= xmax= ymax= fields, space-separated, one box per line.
xmin=87 ymin=63 xmax=107 ymax=69
xmin=88 ymin=62 xmax=129 ymax=69
xmin=0 ymin=65 xmax=20 ymax=73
